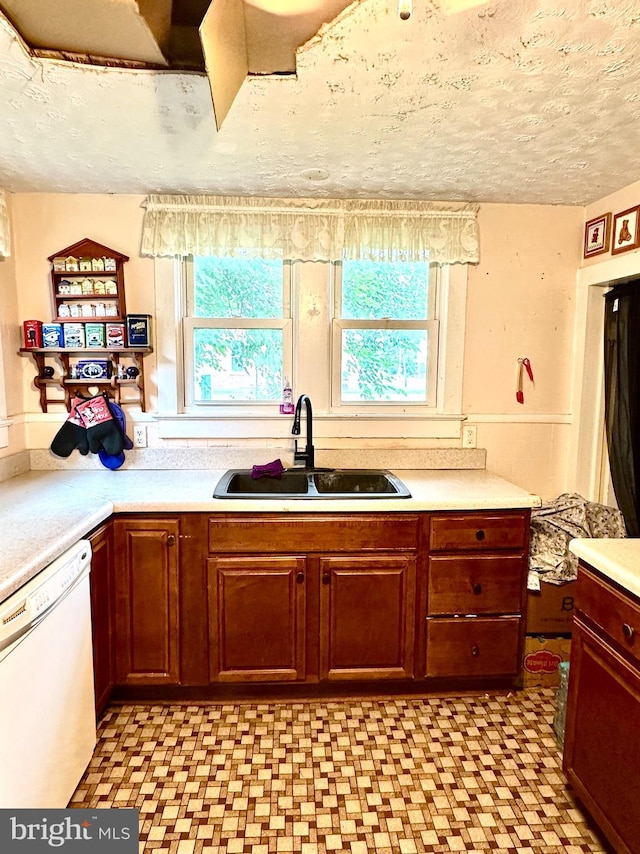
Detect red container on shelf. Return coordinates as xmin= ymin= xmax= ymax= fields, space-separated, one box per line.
xmin=23 ymin=319 xmax=43 ymax=348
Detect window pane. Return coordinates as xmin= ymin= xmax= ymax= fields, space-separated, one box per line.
xmin=342 ymin=261 xmax=429 ymax=320
xmin=341 ymin=328 xmax=428 ymax=402
xmin=193 ymin=257 xmax=283 ymax=318
xmin=193 ymin=328 xmax=282 ymax=401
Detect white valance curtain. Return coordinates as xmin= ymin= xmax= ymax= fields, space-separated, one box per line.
xmin=140 ymin=195 xmax=479 ymax=265
xmin=0 ymin=189 xmax=10 ymax=259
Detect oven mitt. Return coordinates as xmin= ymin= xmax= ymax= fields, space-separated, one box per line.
xmin=98 ymin=400 xmax=134 ymax=470
xmin=50 ymin=397 xmax=90 ymax=457
xmin=76 ymin=394 xmax=125 ymax=456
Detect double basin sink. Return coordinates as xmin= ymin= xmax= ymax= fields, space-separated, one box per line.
xmin=214 ymin=468 xmax=411 ymax=499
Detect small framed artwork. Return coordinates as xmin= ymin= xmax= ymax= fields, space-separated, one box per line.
xmin=612 ymin=206 xmax=640 ymax=255
xmin=584 ymin=213 xmax=611 ymax=258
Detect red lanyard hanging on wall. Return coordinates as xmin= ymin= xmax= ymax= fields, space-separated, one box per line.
xmin=516 ymin=357 xmax=534 ymax=403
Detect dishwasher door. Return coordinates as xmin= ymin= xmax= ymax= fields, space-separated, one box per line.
xmin=0 ymin=541 xmax=97 ymax=808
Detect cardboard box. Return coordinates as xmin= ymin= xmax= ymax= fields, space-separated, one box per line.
xmin=523 ymin=635 xmax=571 ymax=688
xmin=526 ymin=580 xmax=576 ymax=634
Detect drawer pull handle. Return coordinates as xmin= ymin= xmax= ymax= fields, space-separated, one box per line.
xmin=622 ymin=623 xmax=635 ymax=641
xmin=296 ymin=572 xmax=305 ymax=584
xmin=472 ymin=583 xmax=483 ymax=595
xmin=166 ymin=534 xmax=176 ymax=546
xmin=322 ymin=573 xmax=331 ymax=585
xmin=475 ymin=529 xmax=485 ymax=541
xmin=471 ymin=644 xmax=480 ymax=656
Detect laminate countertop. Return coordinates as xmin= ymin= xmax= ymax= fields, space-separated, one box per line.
xmin=0 ymin=468 xmax=540 ymax=604
xmin=569 ymin=537 xmax=640 ymax=600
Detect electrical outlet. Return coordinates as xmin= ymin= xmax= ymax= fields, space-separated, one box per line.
xmin=133 ymin=425 xmax=147 ymax=448
xmin=462 ymin=425 xmax=477 ymax=448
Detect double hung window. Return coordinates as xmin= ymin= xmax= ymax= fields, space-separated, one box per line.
xmin=178 ymin=254 xmax=462 ymax=429
xmin=332 ymin=260 xmax=437 ymax=408
xmin=182 ymin=256 xmax=438 ymax=412
xmin=183 ymin=256 xmax=291 ymax=406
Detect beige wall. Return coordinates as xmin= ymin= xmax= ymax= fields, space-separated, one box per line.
xmin=464 ymin=204 xmax=582 ymax=498
xmin=7 ymin=193 xmax=585 ymax=499
xmin=12 ymin=194 xmax=157 ymax=452
xmin=0 ymin=193 xmax=25 ymax=458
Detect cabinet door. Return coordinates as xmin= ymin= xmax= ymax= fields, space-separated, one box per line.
xmin=319 ymin=554 xmax=416 ymax=681
xmin=114 ymin=517 xmax=180 ymax=685
xmin=88 ymin=522 xmax=114 ymax=717
xmin=208 ymin=556 xmax=307 ymax=682
xmin=563 ymin=618 xmax=640 ymax=854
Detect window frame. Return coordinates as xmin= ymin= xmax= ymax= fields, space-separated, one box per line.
xmin=153 ymin=257 xmax=467 ymax=441
xmin=330 ymin=260 xmax=440 ymax=413
xmin=181 ymin=258 xmax=293 ymax=410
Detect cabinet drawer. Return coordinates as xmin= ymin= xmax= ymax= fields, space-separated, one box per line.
xmin=577 ymin=566 xmax=640 ymax=663
xmin=208 ymin=514 xmax=419 ymax=553
xmin=428 ymin=554 xmax=524 ymax=616
xmin=429 ymin=513 xmax=527 ymax=552
xmin=425 ymin=616 xmax=521 ymax=677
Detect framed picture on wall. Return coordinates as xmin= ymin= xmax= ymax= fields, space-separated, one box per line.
xmin=583 ymin=212 xmax=611 ymax=258
xmin=612 ymin=206 xmax=640 ymax=255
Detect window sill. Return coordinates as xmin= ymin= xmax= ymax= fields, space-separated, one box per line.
xmin=155 ymin=412 xmax=465 ymax=440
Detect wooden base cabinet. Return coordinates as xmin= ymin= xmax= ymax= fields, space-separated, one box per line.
xmin=208 ymin=555 xmax=307 ymax=682
xmin=88 ymin=521 xmax=114 ymax=718
xmin=98 ymin=508 xmax=531 ymax=702
xmin=563 ymin=565 xmax=640 ymax=854
xmin=207 ymin=513 xmax=420 ymax=685
xmin=425 ymin=511 xmax=529 ymax=682
xmin=319 ymin=554 xmax=416 ymax=681
xmin=113 ymin=517 xmax=181 ymax=686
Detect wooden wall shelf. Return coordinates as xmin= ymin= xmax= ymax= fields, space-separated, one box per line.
xmin=20 ymin=347 xmax=152 ymax=412
xmin=20 ymin=238 xmax=152 ymax=413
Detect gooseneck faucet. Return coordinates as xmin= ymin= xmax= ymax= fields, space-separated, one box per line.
xmin=291 ymin=394 xmax=315 ymax=469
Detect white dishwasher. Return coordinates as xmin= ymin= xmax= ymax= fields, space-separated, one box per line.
xmin=0 ymin=540 xmax=97 ymax=808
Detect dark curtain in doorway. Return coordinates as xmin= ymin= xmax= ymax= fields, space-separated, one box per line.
xmin=604 ymin=279 xmax=640 ymax=537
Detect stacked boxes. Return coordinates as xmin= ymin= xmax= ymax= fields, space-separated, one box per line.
xmin=523 ymin=580 xmax=576 ymax=687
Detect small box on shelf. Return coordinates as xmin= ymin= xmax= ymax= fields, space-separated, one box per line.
xmin=126 ymin=314 xmax=151 ymax=348
xmin=23 ymin=320 xmax=43 ymax=348
xmin=76 ymin=359 xmax=111 ymax=380
xmin=85 ymin=323 xmax=106 ymax=348
xmin=62 ymin=323 xmax=85 ymax=348
xmin=42 ymin=323 xmax=63 ymax=347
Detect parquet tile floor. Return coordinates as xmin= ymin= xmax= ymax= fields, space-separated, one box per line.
xmin=70 ymin=687 xmax=610 ymax=853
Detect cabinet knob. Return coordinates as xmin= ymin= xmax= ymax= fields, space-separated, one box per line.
xmin=471 ymin=644 xmax=480 ymax=657
xmin=622 ymin=622 xmax=635 ymax=641
xmin=167 ymin=534 xmax=176 ymax=546
xmin=475 ymin=529 xmax=485 ymax=541
xmin=472 ymin=583 xmax=483 ymax=595
xmin=322 ymin=573 xmax=331 ymax=585
xmin=296 ymin=572 xmax=305 ymax=584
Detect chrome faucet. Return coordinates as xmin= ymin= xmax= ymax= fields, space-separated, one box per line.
xmin=291 ymin=394 xmax=315 ymax=469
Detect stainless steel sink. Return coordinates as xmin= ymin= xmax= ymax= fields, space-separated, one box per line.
xmin=312 ymin=470 xmax=405 ymax=495
xmin=220 ymin=470 xmax=311 ymax=496
xmin=213 ymin=469 xmax=411 ymax=499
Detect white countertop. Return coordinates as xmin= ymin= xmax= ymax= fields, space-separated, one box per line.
xmin=569 ymin=537 xmax=640 ymax=600
xmin=0 ymin=468 xmax=540 ymax=604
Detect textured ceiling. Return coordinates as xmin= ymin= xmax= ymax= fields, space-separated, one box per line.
xmin=1 ymin=0 xmax=640 ymax=204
